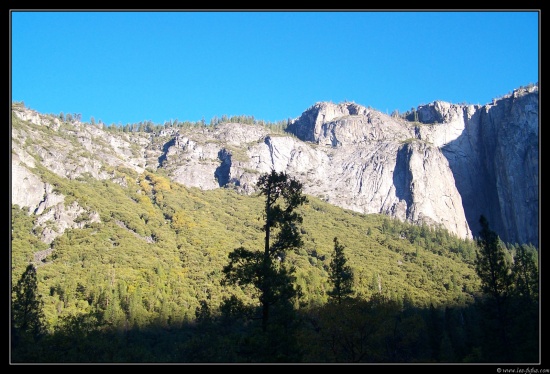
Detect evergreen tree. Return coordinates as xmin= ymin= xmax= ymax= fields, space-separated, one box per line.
xmin=474 ymin=215 xmax=513 ymax=361
xmin=509 ymin=244 xmax=539 ymax=362
xmin=511 ymin=244 xmax=538 ymax=301
xmin=475 ymin=215 xmax=512 ymax=301
xmin=222 ymin=170 xmax=307 ymax=332
xmin=327 ymin=237 xmax=354 ymax=304
xmin=12 ymin=264 xmax=46 ymax=347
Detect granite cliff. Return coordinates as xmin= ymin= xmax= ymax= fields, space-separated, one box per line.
xmin=11 ymin=84 xmax=538 ymax=247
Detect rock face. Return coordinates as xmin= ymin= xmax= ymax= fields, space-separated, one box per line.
xmin=412 ymin=85 xmax=539 ymax=244
xmin=282 ymin=102 xmax=471 ymax=239
xmin=10 ymin=85 xmax=539 ymax=247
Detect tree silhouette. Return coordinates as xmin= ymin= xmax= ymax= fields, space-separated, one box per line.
xmin=509 ymin=244 xmax=539 ymax=362
xmin=475 ymin=216 xmax=512 ymax=301
xmin=222 ymin=170 xmax=307 ymax=332
xmin=474 ymin=215 xmax=513 ymax=361
xmin=327 ymin=237 xmax=354 ymax=304
xmin=12 ymin=264 xmax=46 ymax=347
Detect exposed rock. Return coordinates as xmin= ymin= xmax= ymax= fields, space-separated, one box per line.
xmin=163 ymin=135 xmax=224 ymax=189
xmin=35 ymin=197 xmax=101 ymax=244
xmin=412 ymin=85 xmax=538 ymax=244
xmin=12 ymin=154 xmax=45 ymax=213
xmin=393 ymin=141 xmax=471 ymax=239
xmin=12 ymin=107 xmax=148 ymax=181
xmin=286 ymin=102 xmax=371 ymax=142
xmin=212 ymin=122 xmax=268 ymax=145
xmin=11 ymin=84 xmax=539 ymax=246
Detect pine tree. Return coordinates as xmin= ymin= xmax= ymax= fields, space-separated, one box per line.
xmin=511 ymin=244 xmax=538 ymax=301
xmin=475 ymin=215 xmax=512 ymax=301
xmin=222 ymin=170 xmax=307 ymax=332
xmin=327 ymin=237 xmax=354 ymax=304
xmin=509 ymin=244 xmax=539 ymax=362
xmin=474 ymin=215 xmax=513 ymax=361
xmin=12 ymin=264 xmax=46 ymax=345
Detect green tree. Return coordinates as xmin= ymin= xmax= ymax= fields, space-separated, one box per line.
xmin=474 ymin=215 xmax=513 ymax=361
xmin=12 ymin=264 xmax=46 ymax=346
xmin=509 ymin=244 xmax=539 ymax=362
xmin=327 ymin=237 xmax=354 ymax=304
xmin=511 ymin=244 xmax=538 ymax=301
xmin=222 ymin=170 xmax=307 ymax=332
xmin=475 ymin=215 xmax=512 ymax=304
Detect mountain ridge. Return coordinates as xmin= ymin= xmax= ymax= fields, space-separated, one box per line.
xmin=11 ymin=84 xmax=539 ymax=247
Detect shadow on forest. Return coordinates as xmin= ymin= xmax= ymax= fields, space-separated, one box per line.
xmin=11 ymin=293 xmax=539 ymax=364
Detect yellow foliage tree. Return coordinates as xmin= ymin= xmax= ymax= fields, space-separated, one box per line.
xmin=171 ymin=210 xmax=195 ymax=233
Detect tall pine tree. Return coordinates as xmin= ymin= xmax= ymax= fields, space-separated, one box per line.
xmin=327 ymin=237 xmax=354 ymax=304
xmin=474 ymin=215 xmax=513 ymax=361
xmin=222 ymin=170 xmax=307 ymax=332
xmin=12 ymin=264 xmax=46 ymax=348
xmin=509 ymin=244 xmax=539 ymax=362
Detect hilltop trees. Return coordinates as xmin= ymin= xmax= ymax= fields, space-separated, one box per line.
xmin=222 ymin=170 xmax=307 ymax=332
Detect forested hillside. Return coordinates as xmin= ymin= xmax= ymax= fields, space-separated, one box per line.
xmin=11 ymin=160 xmax=539 ymax=363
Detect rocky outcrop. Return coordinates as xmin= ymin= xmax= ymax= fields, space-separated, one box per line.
xmin=286 ymin=102 xmax=412 ymax=146
xmin=392 ymin=141 xmax=471 ymax=238
xmin=11 ymin=167 xmax=101 ymax=244
xmin=11 ymin=106 xmax=149 ymax=181
xmin=412 ymin=85 xmax=539 ymax=244
xmin=11 ymin=85 xmax=539 ymax=247
xmin=12 ymin=153 xmax=45 ymax=212
xmin=35 ymin=197 xmax=101 ymax=244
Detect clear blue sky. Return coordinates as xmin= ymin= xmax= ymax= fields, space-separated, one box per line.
xmin=11 ymin=10 xmax=539 ymax=126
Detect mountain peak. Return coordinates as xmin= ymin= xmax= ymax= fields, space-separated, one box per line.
xmin=286 ymin=101 xmax=372 ymax=143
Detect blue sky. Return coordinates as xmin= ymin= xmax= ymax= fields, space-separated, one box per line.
xmin=11 ymin=10 xmax=539 ymax=126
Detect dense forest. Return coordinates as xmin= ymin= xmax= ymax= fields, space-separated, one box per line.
xmin=10 ymin=162 xmax=539 ymax=363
